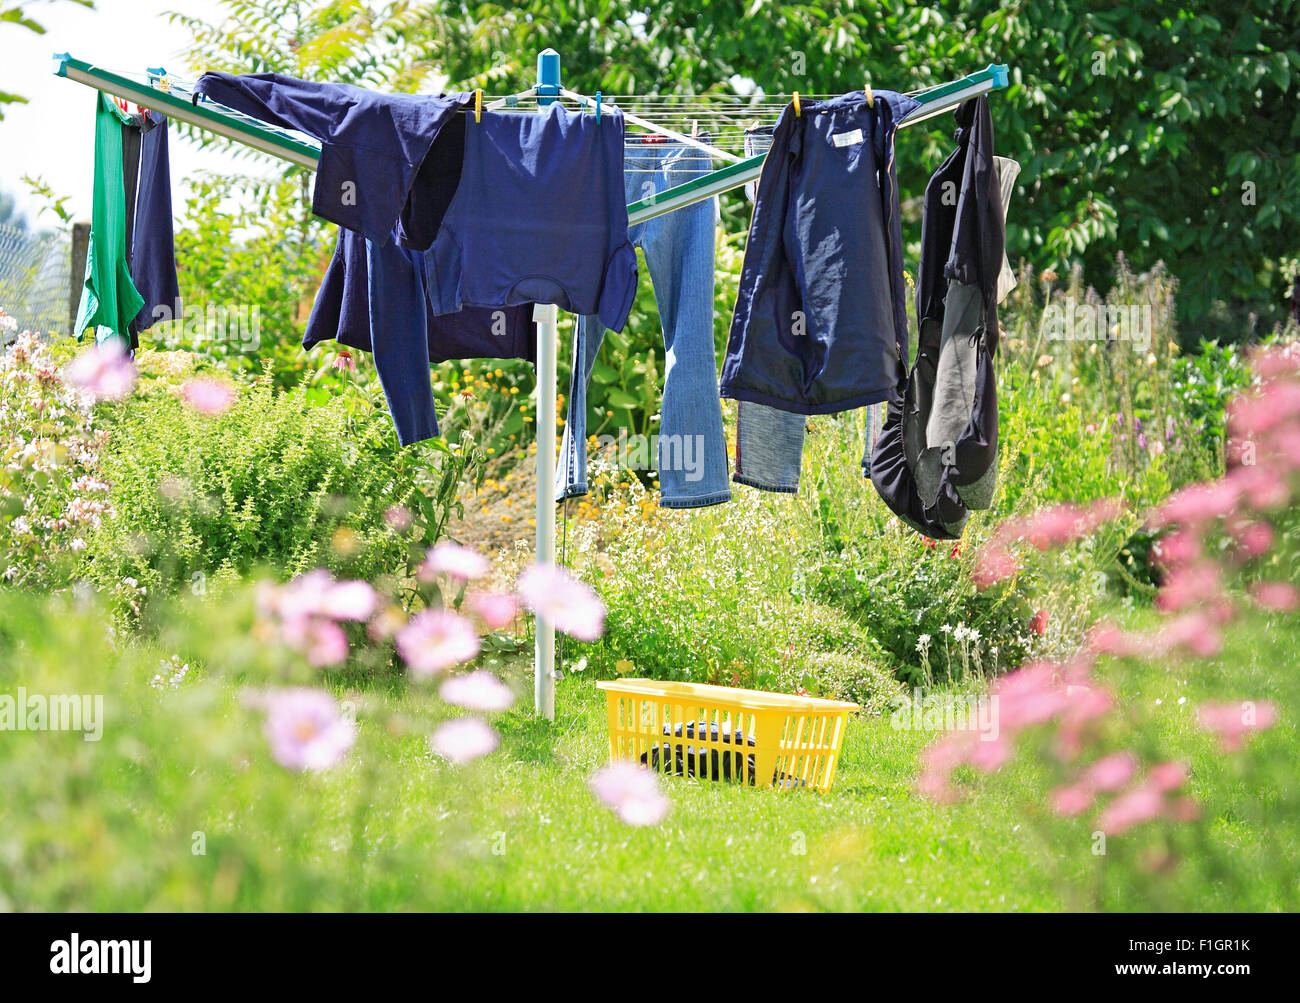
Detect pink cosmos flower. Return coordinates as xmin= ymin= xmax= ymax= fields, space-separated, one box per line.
xmin=1227 ymin=380 xmax=1300 ymax=437
xmin=439 ymin=670 xmax=516 ymax=712
xmin=297 ymin=618 xmax=349 ymax=667
xmin=467 ymin=590 xmax=518 ymax=630
xmin=1052 ymin=783 xmax=1095 ymax=817
xmin=1250 ymin=345 xmax=1300 ymax=380
xmin=589 ymin=763 xmax=671 ymax=826
xmin=1198 ymin=700 xmax=1278 ymax=751
xmin=180 ymin=377 xmax=237 ymax=415
xmin=1084 ymin=751 xmax=1138 ymax=792
xmin=1150 ymin=479 xmax=1241 ymax=529
xmin=383 ymin=505 xmax=413 ymax=531
xmin=319 ymin=579 xmax=378 ymax=621
xmin=1250 ymin=581 xmax=1300 ymax=612
xmin=1158 ymin=610 xmax=1223 ymax=659
xmin=419 ymin=540 xmax=490 ymax=582
xmin=1155 ymin=561 xmax=1222 ymax=612
xmin=262 ymin=687 xmax=356 ymax=771
xmin=429 ymin=717 xmax=499 ymax=764
xmin=972 ymin=547 xmax=1018 ymax=589
xmin=992 ymin=661 xmax=1069 ymax=730
xmin=1153 ymin=530 xmax=1202 ymax=568
xmin=1226 ymin=462 xmax=1290 ymax=511
xmin=64 ymin=339 xmax=138 ymax=401
xmin=1086 ymin=621 xmax=1149 ymax=658
xmin=1147 ymin=761 xmax=1189 ymax=792
xmin=1230 ymin=520 xmax=1274 ymax=559
xmin=1097 ymin=785 xmax=1165 ymax=835
xmin=396 ymin=608 xmax=480 ymax=676
xmin=517 ymin=564 xmax=607 ymax=641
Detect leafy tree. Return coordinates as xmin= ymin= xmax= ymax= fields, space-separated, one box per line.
xmin=0 ymin=1 xmax=94 ymax=119
xmin=174 ymin=1 xmax=1300 ymax=342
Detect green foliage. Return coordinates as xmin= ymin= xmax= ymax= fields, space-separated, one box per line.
xmin=0 ymin=332 xmax=103 ymax=590
xmin=467 ymin=0 xmax=1299 ymax=338
xmin=169 ymin=173 xmax=330 ymax=385
xmin=84 ymin=354 xmax=474 ymax=619
xmin=564 ymin=477 xmax=903 ymax=714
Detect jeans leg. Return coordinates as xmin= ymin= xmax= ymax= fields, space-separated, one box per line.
xmin=555 ymin=312 xmax=605 ymax=501
xmin=366 ymin=237 xmax=439 ymax=446
xmin=639 ymin=177 xmax=731 ymax=508
xmin=734 ymin=400 xmax=805 ymax=493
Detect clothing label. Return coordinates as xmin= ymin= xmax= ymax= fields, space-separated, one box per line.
xmin=832 ymin=129 xmax=864 ymax=147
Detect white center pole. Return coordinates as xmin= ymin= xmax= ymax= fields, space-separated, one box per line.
xmin=533 ymin=302 xmax=558 ymax=720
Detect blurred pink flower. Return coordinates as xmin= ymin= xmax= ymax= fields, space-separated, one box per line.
xmin=180 ymin=377 xmax=237 ymax=415
xmin=1158 ymin=610 xmax=1223 ymax=659
xmin=419 ymin=540 xmax=490 ymax=582
xmin=1250 ymin=345 xmax=1300 ymax=380
xmin=320 ymin=579 xmax=377 ymax=621
xmin=262 ymin=688 xmax=356 ymax=771
xmin=1155 ymin=561 xmax=1222 ymax=612
xmin=1150 ymin=479 xmax=1241 ymax=529
xmin=63 ymin=339 xmax=137 ymax=401
xmin=1084 ymin=751 xmax=1138 ymax=792
xmin=517 ymin=564 xmax=607 ymax=641
xmin=396 ymin=609 xmax=480 ymax=676
xmin=1086 ymin=621 xmax=1149 ymax=658
xmin=993 ymin=661 xmax=1069 ymax=730
xmin=300 ymin=618 xmax=349 ymax=667
xmin=1052 ymin=783 xmax=1095 ymax=817
xmin=1198 ymin=700 xmax=1278 ymax=751
xmin=1227 ymin=380 xmax=1300 ymax=438
xmin=383 ymin=505 xmax=413 ymax=531
xmin=589 ymin=763 xmax=671 ymax=826
xmin=1250 ymin=580 xmax=1300 ymax=612
xmin=1230 ymin=519 xmax=1274 ymax=559
xmin=467 ymin=590 xmax=518 ymax=630
xmin=1226 ymin=463 xmax=1290 ymax=511
xmin=972 ymin=547 xmax=1018 ymax=589
xmin=1153 ymin=529 xmax=1202 ymax=568
xmin=1097 ymin=786 xmax=1164 ymax=835
xmin=1147 ymin=761 xmax=1189 ymax=792
xmin=439 ymin=670 xmax=515 ymax=712
xmin=429 ymin=717 xmax=499 ymax=764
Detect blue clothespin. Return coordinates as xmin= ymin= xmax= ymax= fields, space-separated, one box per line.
xmin=595 ymin=91 xmax=601 ymax=124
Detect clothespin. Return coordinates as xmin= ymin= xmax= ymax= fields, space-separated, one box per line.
xmin=474 ymin=89 xmax=482 ymax=123
xmin=595 ymin=90 xmax=601 ymax=124
xmin=864 ymin=84 xmax=874 ymax=107
xmin=792 ymin=92 xmax=801 ymax=117
xmin=691 ymin=119 xmax=698 ymax=138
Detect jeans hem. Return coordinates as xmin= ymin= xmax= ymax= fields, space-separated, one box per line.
xmin=554 ymin=483 xmax=590 ymax=503
xmin=733 ymin=473 xmax=799 ymax=495
xmin=658 ymin=490 xmax=732 ymax=510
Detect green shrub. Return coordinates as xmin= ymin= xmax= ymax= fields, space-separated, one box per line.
xmin=86 ymin=358 xmax=476 ymax=619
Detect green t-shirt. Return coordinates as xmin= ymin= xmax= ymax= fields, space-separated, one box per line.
xmin=75 ymin=92 xmax=145 ymax=345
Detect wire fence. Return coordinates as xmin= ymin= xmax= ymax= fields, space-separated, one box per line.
xmin=0 ymin=222 xmax=72 ymax=343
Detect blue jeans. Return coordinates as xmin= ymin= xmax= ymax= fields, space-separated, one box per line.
xmin=555 ymin=137 xmax=730 ymax=508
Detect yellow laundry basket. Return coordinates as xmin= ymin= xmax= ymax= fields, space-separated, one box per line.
xmin=597 ymin=679 xmax=858 ymax=792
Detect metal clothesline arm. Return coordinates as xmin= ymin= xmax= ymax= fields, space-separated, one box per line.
xmin=626 ymin=63 xmax=1010 ymax=224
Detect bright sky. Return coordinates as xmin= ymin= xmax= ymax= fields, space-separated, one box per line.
xmin=0 ymin=0 xmax=277 ymax=227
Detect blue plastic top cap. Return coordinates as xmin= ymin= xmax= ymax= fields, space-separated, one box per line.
xmin=537 ymin=48 xmax=561 ymax=89
xmin=990 ymin=63 xmax=1010 ymax=89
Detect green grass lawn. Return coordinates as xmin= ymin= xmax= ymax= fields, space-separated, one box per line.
xmin=2 ymin=591 xmax=1295 ymax=912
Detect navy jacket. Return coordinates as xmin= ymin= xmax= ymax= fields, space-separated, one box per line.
xmin=192 ymin=71 xmax=470 ymax=247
